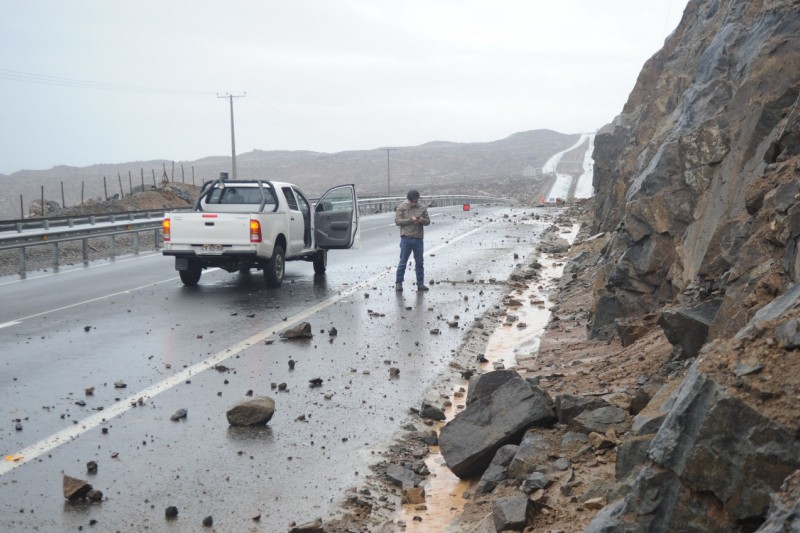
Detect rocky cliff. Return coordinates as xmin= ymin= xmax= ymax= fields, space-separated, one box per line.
xmin=584 ymin=0 xmax=800 ymax=530
xmin=590 ymin=0 xmax=800 ymax=339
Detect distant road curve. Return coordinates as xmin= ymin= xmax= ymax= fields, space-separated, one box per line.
xmin=542 ymin=132 xmax=595 ymax=201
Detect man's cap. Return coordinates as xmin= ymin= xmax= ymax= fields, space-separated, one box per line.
xmin=407 ymin=190 xmax=420 ymax=201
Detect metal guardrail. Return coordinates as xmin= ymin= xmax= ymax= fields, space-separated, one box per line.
xmin=0 ymin=209 xmax=167 ymax=233
xmin=0 ymin=194 xmax=509 ymax=278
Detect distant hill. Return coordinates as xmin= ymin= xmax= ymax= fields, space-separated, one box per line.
xmin=0 ymin=129 xmax=582 ymax=219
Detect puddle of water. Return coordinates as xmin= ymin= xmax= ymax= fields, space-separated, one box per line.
xmin=398 ymin=223 xmax=579 ymax=530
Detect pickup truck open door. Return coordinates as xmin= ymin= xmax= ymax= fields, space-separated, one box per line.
xmin=314 ymin=184 xmax=359 ymax=249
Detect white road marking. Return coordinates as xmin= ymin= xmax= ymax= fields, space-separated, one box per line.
xmin=5 ymin=268 xmax=222 ymax=325
xmin=0 ymin=222 xmax=492 ymax=476
xmin=12 ymin=278 xmax=177 ymax=323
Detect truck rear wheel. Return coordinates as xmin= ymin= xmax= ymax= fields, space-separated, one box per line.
xmin=179 ymin=261 xmax=202 ymax=286
xmin=264 ymin=245 xmax=285 ymax=287
xmin=313 ymin=250 xmax=327 ymax=274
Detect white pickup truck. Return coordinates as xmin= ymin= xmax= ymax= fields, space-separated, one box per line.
xmin=162 ymin=178 xmax=359 ymax=287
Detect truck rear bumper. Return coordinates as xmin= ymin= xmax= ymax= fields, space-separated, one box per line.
xmin=163 ymin=250 xmax=259 ymax=271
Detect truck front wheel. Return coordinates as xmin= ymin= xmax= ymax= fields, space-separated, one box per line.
xmin=313 ymin=250 xmax=327 ymax=274
xmin=179 ymin=261 xmax=202 ymax=286
xmin=264 ymin=245 xmax=285 ymax=287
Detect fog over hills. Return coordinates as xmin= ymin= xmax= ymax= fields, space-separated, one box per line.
xmin=0 ymin=129 xmax=583 ymax=219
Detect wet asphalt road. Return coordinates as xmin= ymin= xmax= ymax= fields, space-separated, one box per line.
xmin=0 ymin=205 xmax=553 ymax=531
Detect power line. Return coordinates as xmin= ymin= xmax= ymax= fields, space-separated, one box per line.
xmin=0 ymin=67 xmax=213 ymax=95
xmin=240 ymin=95 xmax=335 ymax=149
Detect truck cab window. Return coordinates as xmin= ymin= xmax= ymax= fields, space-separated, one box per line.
xmin=282 ymin=187 xmax=299 ymax=211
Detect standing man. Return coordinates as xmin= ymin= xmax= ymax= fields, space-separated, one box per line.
xmin=395 ymin=189 xmax=431 ymax=292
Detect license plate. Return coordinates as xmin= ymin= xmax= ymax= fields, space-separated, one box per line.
xmin=199 ymin=244 xmax=224 ymax=255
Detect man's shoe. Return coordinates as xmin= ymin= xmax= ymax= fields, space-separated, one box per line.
xmin=417 ymin=284 xmax=430 ymax=291
xmin=395 ymin=283 xmax=403 ymax=292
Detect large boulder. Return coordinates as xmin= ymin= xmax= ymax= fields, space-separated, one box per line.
xmin=466 ymin=369 xmax=520 ymax=406
xmin=439 ymin=377 xmax=555 ymax=479
xmin=587 ymin=365 xmax=800 ymax=532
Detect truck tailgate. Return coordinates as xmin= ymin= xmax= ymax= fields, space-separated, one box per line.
xmin=168 ymin=212 xmax=253 ymax=246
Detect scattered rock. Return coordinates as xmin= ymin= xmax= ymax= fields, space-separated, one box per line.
xmin=386 ymin=464 xmax=422 ymax=489
xmin=280 ymin=322 xmax=313 ymax=340
xmin=419 ymin=403 xmax=445 ymax=421
xmin=492 ymin=495 xmax=533 ymax=532
xmin=170 ymin=408 xmax=187 ymax=421
xmin=657 ymin=300 xmax=721 ymax=359
xmin=584 ymin=497 xmax=605 ymax=510
xmin=568 ymin=406 xmax=626 ymax=435
xmin=63 ymin=475 xmax=93 ymax=500
xmin=520 ymin=472 xmax=552 ymax=494
xmin=226 ymin=396 xmax=275 ymax=426
xmin=289 ymin=517 xmax=324 ymax=532
xmin=402 ymin=487 xmax=426 ymax=504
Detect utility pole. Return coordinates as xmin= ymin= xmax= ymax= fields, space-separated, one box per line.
xmin=383 ymin=147 xmax=396 ymax=196
xmin=217 ymin=93 xmax=246 ymax=180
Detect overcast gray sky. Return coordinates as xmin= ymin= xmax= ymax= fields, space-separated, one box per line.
xmin=0 ymin=0 xmax=688 ymax=175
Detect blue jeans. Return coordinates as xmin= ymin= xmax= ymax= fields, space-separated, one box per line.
xmin=396 ymin=236 xmax=424 ymax=285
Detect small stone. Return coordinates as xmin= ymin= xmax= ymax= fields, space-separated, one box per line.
xmin=202 ymin=515 xmax=213 ymax=527
xmin=402 ymin=487 xmax=426 ymax=504
xmin=165 ymin=506 xmax=178 ymax=518
xmin=289 ymin=516 xmax=324 ymax=532
xmin=733 ymin=362 xmax=764 ymax=377
xmin=170 ymin=409 xmax=188 ymax=421
xmin=86 ymin=461 xmax=98 ymax=474
xmin=113 ymin=381 xmax=126 ymax=389
xmin=584 ymin=497 xmax=605 ymax=510
xmin=63 ymin=475 xmax=93 ymax=500
xmin=309 ymin=378 xmax=323 ymax=387
xmin=86 ymin=489 xmax=103 ymax=502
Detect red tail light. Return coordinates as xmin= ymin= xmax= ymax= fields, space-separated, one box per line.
xmin=250 ymin=220 xmax=262 ymax=243
xmin=162 ymin=218 xmax=171 ymax=241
